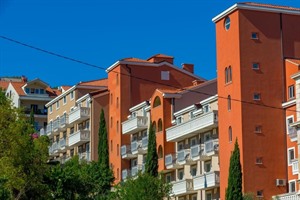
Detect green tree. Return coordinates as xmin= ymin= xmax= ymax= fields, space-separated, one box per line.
xmin=29 ymin=108 xmax=35 ymax=129
xmin=145 ymin=121 xmax=158 ymax=177
xmin=114 ymin=173 xmax=171 ymax=200
xmin=226 ymin=138 xmax=243 ymax=200
xmin=0 ymin=90 xmax=50 ymax=199
xmin=98 ymin=109 xmax=109 ymax=168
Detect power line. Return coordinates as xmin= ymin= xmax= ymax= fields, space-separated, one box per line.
xmin=1 ymin=35 xmax=298 ymax=114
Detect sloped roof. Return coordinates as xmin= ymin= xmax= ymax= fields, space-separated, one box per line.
xmin=0 ymin=81 xmax=10 ymax=90
xmin=241 ymin=2 xmax=300 ymax=11
xmin=78 ymin=78 xmax=108 ymax=87
xmin=121 ymin=57 xmax=152 ymax=63
xmin=10 ymin=82 xmax=60 ymax=97
xmin=147 ymin=54 xmax=174 ymax=60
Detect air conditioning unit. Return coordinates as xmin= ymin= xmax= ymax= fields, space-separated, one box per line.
xmin=276 ymin=179 xmax=286 ymax=186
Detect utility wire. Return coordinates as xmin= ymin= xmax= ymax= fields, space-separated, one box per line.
xmin=1 ymin=35 xmax=298 ymax=114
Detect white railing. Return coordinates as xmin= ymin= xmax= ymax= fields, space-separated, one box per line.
xmin=59 ymin=138 xmax=66 ymax=149
xmin=142 ymin=137 xmax=148 ymax=149
xmin=177 ymin=149 xmax=190 ymax=162
xmin=165 ymin=154 xmax=176 ymax=166
xmin=121 ymin=145 xmax=131 ymax=156
xmin=292 ymin=160 xmax=299 ymax=174
xmin=288 ymin=126 xmax=297 ymax=140
xmin=122 ymin=116 xmax=148 ymax=134
xmin=193 ymin=171 xmax=220 ymax=190
xmin=46 ymin=124 xmax=52 ymax=135
xmin=191 ymin=145 xmax=202 ymax=158
xmin=274 ymin=193 xmax=300 ymax=200
xmin=39 ymin=128 xmax=45 ymax=136
xmin=204 ymin=139 xmax=219 ymax=154
xmin=131 ymin=140 xmax=140 ymax=153
xmin=69 ymin=107 xmax=90 ymax=124
xmin=60 ymin=114 xmax=69 ymax=128
xmin=122 ymin=169 xmax=130 ymax=180
xmin=68 ymin=129 xmax=90 ymax=147
xmin=166 ymin=111 xmax=218 ymax=142
xmin=53 ymin=118 xmax=60 ymax=131
xmin=131 ymin=165 xmax=138 ymax=177
xmin=172 ymin=179 xmax=193 ymax=195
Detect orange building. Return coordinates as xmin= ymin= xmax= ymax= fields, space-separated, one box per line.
xmin=106 ymin=54 xmax=205 ymax=182
xmin=213 ymin=3 xmax=300 ymax=199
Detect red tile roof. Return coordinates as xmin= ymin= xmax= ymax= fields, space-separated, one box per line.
xmin=61 ymin=86 xmax=71 ymax=91
xmin=121 ymin=57 xmax=152 ymax=63
xmin=0 ymin=81 xmax=10 ymax=90
xmin=241 ymin=2 xmax=300 ymax=11
xmin=10 ymin=82 xmax=26 ymax=95
xmin=78 ymin=78 xmax=108 ymax=87
xmin=147 ymin=54 xmax=174 ymax=60
xmin=47 ymin=88 xmax=61 ymax=97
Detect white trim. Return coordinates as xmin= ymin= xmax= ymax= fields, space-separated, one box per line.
xmin=129 ymin=101 xmax=149 ymax=112
xmin=212 ymin=3 xmax=300 ymax=23
xmin=286 ymin=59 xmax=300 ymax=67
xmin=19 ymin=95 xmax=52 ymax=101
xmin=291 ymin=71 xmax=300 ymax=80
xmin=106 ymin=60 xmax=206 ymax=81
xmin=282 ymin=99 xmax=296 ymax=108
xmin=174 ymin=104 xmax=195 ymax=117
xmin=200 ymin=95 xmax=218 ymax=105
xmin=287 ymin=115 xmax=295 ymax=135
xmin=46 ymin=85 xmax=76 ymax=107
xmin=287 ymin=147 xmax=296 ymax=166
xmin=76 ymin=94 xmax=90 ymax=104
xmin=289 ymin=179 xmax=297 ymax=193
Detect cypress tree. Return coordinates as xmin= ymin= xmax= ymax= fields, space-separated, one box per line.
xmin=226 ymin=138 xmax=243 ymax=200
xmin=29 ymin=108 xmax=35 ymax=129
xmin=145 ymin=121 xmax=158 ymax=177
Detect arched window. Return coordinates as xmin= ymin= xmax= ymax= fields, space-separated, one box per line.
xmin=158 ymin=145 xmax=163 ymax=158
xmin=225 ymin=67 xmax=228 ymax=83
xmin=153 ymin=96 xmax=161 ymax=107
xmin=152 ymin=121 xmax=156 ymax=133
xmin=158 ymin=119 xmax=163 ymax=132
xmin=228 ymin=95 xmax=231 ymax=111
xmin=228 ymin=66 xmax=232 ymax=82
xmin=229 ymin=126 xmax=232 ymax=142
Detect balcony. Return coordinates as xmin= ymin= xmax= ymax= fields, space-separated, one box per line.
xmin=142 ymin=136 xmax=148 ymax=150
xmin=46 ymin=124 xmax=52 ymax=136
xmin=204 ymin=139 xmax=219 ymax=156
xmin=60 ymin=114 xmax=69 ymax=130
xmin=273 ymin=193 xmax=300 ymax=200
xmin=24 ymin=108 xmax=47 ymax=117
xmin=177 ymin=149 xmax=195 ymax=165
xmin=49 ymin=142 xmax=59 ymax=156
xmin=79 ymin=152 xmax=90 ymax=162
xmin=121 ymin=145 xmax=137 ymax=159
xmin=52 ymin=118 xmax=60 ymax=135
xmin=131 ymin=140 xmax=147 ymax=155
xmin=166 ymin=111 xmax=218 ymax=142
xmin=69 ymin=107 xmax=90 ymax=125
xmin=172 ymin=179 xmax=194 ymax=196
xmin=39 ymin=128 xmax=45 ymax=136
xmin=288 ymin=126 xmax=297 ymax=141
xmin=68 ymin=129 xmax=90 ymax=147
xmin=59 ymin=138 xmax=68 ymax=152
xmin=165 ymin=154 xmax=183 ymax=170
xmin=292 ymin=160 xmax=299 ymax=175
xmin=122 ymin=116 xmax=148 ymax=135
xmin=122 ymin=169 xmax=130 ymax=181
xmin=193 ymin=171 xmax=220 ymax=190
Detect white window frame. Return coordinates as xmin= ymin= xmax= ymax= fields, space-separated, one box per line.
xmin=165 ymin=173 xmax=172 ymax=183
xmin=70 ymin=91 xmax=74 ymax=100
xmin=178 ymin=169 xmax=184 ymax=180
xmin=63 ymin=96 xmax=67 ymax=105
xmin=286 ymin=115 xmax=294 ymax=135
xmin=288 ymin=85 xmax=295 ymax=99
xmin=289 ymin=180 xmax=296 ymax=193
xmin=251 ymin=32 xmax=259 ymax=40
xmin=49 ymin=105 xmax=53 ymax=113
xmin=190 ymin=165 xmax=197 ymax=177
xmin=253 ymin=93 xmax=261 ymax=101
xmin=252 ymin=62 xmax=260 ymax=70
xmin=161 ymin=71 xmax=170 ymax=80
xmin=56 ymin=101 xmax=60 ymax=110
xmin=287 ymin=147 xmax=295 ymax=166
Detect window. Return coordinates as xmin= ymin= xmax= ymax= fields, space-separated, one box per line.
xmin=252 ymin=62 xmax=260 ymax=70
xmin=178 ymin=142 xmax=184 ymax=151
xmin=110 ymin=117 xmax=113 ymax=128
xmin=288 ymin=148 xmax=295 ymax=166
xmin=256 ymin=190 xmax=263 ymax=197
xmin=161 ymin=71 xmax=170 ymax=80
xmin=158 ymin=119 xmax=162 ymax=132
xmin=35 ymin=89 xmax=39 ymax=94
xmin=116 ymin=97 xmax=119 ymax=108
xmin=288 ymin=85 xmax=295 ymax=99
xmin=63 ymin=96 xmax=67 ymax=104
xmin=116 ymin=73 xmax=119 ymax=85
xmin=153 ymin=96 xmax=161 ymax=107
xmin=189 ymin=111 xmax=194 ymax=119
xmin=158 ymin=145 xmax=163 ymax=158
xmin=256 ymin=157 xmax=263 ymax=165
xmin=178 ymin=169 xmax=184 ymax=180
xmin=117 ymin=144 xmax=119 ymax=156
xmin=229 ymin=126 xmax=232 ymax=142
xmin=224 ymin=16 xmax=230 ymax=30
xmin=110 ymin=93 xmax=113 ymax=105
xmin=30 ymin=88 xmax=35 ymax=94
xmin=204 ymin=161 xmax=211 ymax=172
xmin=40 ymin=89 xmax=44 ymax=94
xmin=56 ymin=101 xmax=60 ymax=109
xmin=190 ymin=165 xmax=197 ymax=177
xmin=254 ymin=125 xmax=262 ymax=133
xmin=70 ymin=91 xmax=74 ymax=100
xmin=117 ymin=121 xmax=119 ymax=133
xmin=225 ymin=66 xmax=232 ymax=84
xmin=165 ymin=173 xmax=172 ymax=183
xmin=25 ymin=88 xmax=30 ymax=93
xmin=117 ymin=168 xmax=119 ymax=180
xmin=206 ymin=193 xmax=212 ymax=200
xmin=253 ymin=93 xmax=261 ymax=101
xmin=191 ymin=194 xmax=197 ymax=200
xmin=110 ymin=140 xmax=113 ymax=152
xmin=176 ymin=116 xmax=183 ymax=124
xmin=289 ymin=180 xmax=296 ymax=193
xmin=227 ymin=95 xmax=231 ymax=111
xmin=203 ymin=105 xmax=210 ymax=113
xmin=286 ymin=116 xmax=295 ymax=135
xmin=251 ymin=32 xmax=259 ymax=39
xmin=49 ymin=105 xmax=53 ymax=113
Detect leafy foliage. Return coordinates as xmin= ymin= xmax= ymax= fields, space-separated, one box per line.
xmin=226 ymin=138 xmax=243 ymax=200
xmin=144 ymin=121 xmax=158 ymax=177
xmin=114 ymin=173 xmax=171 ymax=200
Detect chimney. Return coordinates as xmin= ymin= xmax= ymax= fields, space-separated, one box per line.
xmin=147 ymin=54 xmax=174 ymax=64
xmin=21 ymin=75 xmax=28 ymax=83
xmin=182 ymin=63 xmax=194 ymax=74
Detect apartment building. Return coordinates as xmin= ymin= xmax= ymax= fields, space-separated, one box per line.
xmin=213 ymin=3 xmax=300 ymax=199
xmin=45 ymin=79 xmax=108 ymax=163
xmin=106 ymin=54 xmax=206 ymax=182
xmin=120 ymin=78 xmax=219 ymax=200
xmin=5 ymin=78 xmax=60 ymax=131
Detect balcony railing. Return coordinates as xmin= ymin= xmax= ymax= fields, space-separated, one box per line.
xmin=292 ymin=160 xmax=299 ymax=174
xmin=121 ymin=145 xmax=137 ymax=159
xmin=273 ymin=193 xmax=300 ymax=200
xmin=69 ymin=107 xmax=90 ymax=125
xmin=204 ymin=139 xmax=219 ymax=155
xmin=79 ymin=152 xmax=90 ymax=162
xmin=193 ymin=171 xmax=220 ymax=190
xmin=68 ymin=129 xmax=90 ymax=147
xmin=53 ymin=118 xmax=60 ymax=132
xmin=60 ymin=114 xmax=69 ymax=129
xmin=122 ymin=169 xmax=130 ymax=180
xmin=172 ymin=179 xmax=194 ymax=195
xmin=177 ymin=149 xmax=190 ymax=163
xmin=39 ymin=128 xmax=45 ymax=136
xmin=165 ymin=154 xmax=182 ymax=169
xmin=24 ymin=108 xmax=47 ymax=115
xmin=142 ymin=136 xmax=148 ymax=149
xmin=288 ymin=126 xmax=297 ymax=140
xmin=166 ymin=111 xmax=218 ymax=142
xmin=122 ymin=116 xmax=148 ymax=135
xmin=46 ymin=124 xmax=52 ymax=136
xmin=59 ymin=138 xmax=68 ymax=151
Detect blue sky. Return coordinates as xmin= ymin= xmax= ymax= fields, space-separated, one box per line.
xmin=1 ymin=0 xmax=300 ymax=87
